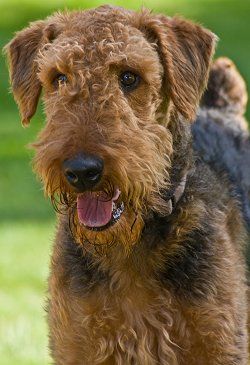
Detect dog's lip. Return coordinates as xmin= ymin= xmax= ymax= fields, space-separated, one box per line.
xmin=77 ymin=188 xmax=125 ymax=230
xmin=112 ymin=188 xmax=121 ymax=202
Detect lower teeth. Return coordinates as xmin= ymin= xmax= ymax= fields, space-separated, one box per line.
xmin=112 ymin=202 xmax=125 ymax=220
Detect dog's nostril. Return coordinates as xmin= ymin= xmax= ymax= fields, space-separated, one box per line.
xmin=65 ymin=170 xmax=78 ymax=184
xmin=86 ymin=170 xmax=101 ymax=181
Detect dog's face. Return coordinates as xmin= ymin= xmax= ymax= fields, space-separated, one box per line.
xmin=5 ymin=5 xmax=216 ymax=250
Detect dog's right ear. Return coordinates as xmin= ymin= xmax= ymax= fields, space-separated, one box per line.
xmin=4 ymin=21 xmax=57 ymax=126
xmin=137 ymin=12 xmax=217 ymax=122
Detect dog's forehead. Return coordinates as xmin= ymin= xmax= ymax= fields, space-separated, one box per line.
xmin=74 ymin=5 xmax=131 ymax=26
xmin=43 ymin=7 xmax=157 ymax=68
xmin=66 ymin=5 xmax=132 ymax=29
xmin=54 ymin=6 xmax=137 ymax=45
xmin=64 ymin=7 xmax=140 ymax=43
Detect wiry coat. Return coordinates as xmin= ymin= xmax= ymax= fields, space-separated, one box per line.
xmin=5 ymin=5 xmax=249 ymax=365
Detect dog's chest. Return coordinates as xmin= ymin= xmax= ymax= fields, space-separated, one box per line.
xmin=58 ymin=238 xmax=193 ymax=363
xmin=75 ymin=278 xmax=186 ymax=364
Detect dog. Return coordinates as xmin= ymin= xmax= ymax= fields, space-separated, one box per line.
xmin=193 ymin=57 xmax=250 ymax=234
xmin=5 ymin=5 xmax=249 ymax=364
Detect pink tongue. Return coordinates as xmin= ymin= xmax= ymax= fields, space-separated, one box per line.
xmin=77 ymin=192 xmax=113 ymax=228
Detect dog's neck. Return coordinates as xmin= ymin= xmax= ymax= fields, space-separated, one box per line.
xmin=161 ymin=115 xmax=193 ymax=213
xmin=141 ymin=116 xmax=193 ymax=241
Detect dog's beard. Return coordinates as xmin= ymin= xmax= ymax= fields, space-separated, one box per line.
xmin=69 ymin=205 xmax=143 ymax=255
xmin=50 ymin=181 xmax=144 ymax=255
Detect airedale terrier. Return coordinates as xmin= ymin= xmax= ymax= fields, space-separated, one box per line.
xmin=5 ymin=5 xmax=249 ymax=365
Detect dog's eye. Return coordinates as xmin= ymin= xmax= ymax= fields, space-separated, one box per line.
xmin=54 ymin=73 xmax=68 ymax=86
xmin=120 ymin=71 xmax=140 ymax=92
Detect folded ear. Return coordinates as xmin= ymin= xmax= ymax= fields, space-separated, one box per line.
xmin=4 ymin=20 xmax=56 ymax=126
xmin=140 ymin=14 xmax=217 ymax=121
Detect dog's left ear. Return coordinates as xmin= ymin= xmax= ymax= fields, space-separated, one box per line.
xmin=4 ymin=21 xmax=58 ymax=127
xmin=140 ymin=14 xmax=217 ymax=121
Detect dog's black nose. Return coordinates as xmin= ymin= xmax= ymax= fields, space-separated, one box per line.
xmin=63 ymin=153 xmax=104 ymax=191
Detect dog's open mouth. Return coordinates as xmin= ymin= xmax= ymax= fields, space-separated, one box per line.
xmin=77 ymin=188 xmax=124 ymax=231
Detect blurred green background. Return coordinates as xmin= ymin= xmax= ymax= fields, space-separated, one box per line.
xmin=0 ymin=0 xmax=249 ymax=364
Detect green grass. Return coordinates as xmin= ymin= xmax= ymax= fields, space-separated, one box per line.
xmin=0 ymin=221 xmax=53 ymax=365
xmin=0 ymin=0 xmax=249 ymax=364
xmin=0 ymin=110 xmax=52 ymax=222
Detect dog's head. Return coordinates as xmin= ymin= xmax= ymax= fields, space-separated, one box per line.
xmin=5 ymin=5 xmax=216 ymax=250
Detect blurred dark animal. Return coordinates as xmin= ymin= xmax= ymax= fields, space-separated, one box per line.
xmin=193 ymin=57 xmax=250 ymax=233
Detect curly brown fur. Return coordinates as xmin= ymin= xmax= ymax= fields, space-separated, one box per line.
xmin=5 ymin=5 xmax=249 ymax=365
